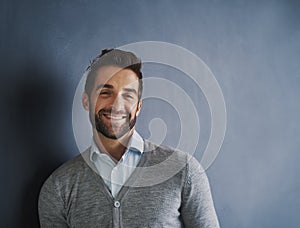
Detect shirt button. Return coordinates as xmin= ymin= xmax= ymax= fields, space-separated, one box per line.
xmin=114 ymin=201 xmax=120 ymax=208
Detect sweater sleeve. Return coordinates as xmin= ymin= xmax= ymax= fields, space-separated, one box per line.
xmin=38 ymin=175 xmax=69 ymax=228
xmin=180 ymin=156 xmax=220 ymax=228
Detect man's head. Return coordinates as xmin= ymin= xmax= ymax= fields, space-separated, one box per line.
xmin=84 ymin=49 xmax=143 ymax=99
xmin=82 ymin=49 xmax=143 ymax=139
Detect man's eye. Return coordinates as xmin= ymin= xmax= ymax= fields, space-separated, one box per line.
xmin=124 ymin=93 xmax=134 ymax=99
xmin=100 ymin=91 xmax=110 ymax=95
xmin=99 ymin=91 xmax=112 ymax=98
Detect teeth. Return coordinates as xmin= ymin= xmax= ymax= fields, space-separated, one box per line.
xmin=104 ymin=114 xmax=126 ymax=120
xmin=111 ymin=116 xmax=123 ymax=120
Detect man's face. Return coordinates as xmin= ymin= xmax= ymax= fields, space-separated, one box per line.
xmin=83 ymin=65 xmax=142 ymax=139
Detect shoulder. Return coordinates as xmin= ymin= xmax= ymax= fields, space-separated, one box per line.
xmin=138 ymin=140 xmax=203 ymax=184
xmin=143 ymin=140 xmax=201 ymax=169
xmin=54 ymin=150 xmax=88 ymax=176
xmin=41 ymin=148 xmax=93 ymax=190
xmin=143 ymin=140 xmax=187 ymax=160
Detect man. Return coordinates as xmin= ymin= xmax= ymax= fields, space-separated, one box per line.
xmin=38 ymin=49 xmax=220 ymax=227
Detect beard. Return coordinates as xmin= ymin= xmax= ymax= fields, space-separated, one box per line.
xmin=94 ymin=109 xmax=137 ymax=139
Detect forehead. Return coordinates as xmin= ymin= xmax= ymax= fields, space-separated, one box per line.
xmin=94 ymin=65 xmax=139 ymax=89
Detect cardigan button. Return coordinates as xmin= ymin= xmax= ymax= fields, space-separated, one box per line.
xmin=114 ymin=201 xmax=120 ymax=208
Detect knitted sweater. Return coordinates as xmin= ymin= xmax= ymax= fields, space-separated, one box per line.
xmin=38 ymin=140 xmax=220 ymax=228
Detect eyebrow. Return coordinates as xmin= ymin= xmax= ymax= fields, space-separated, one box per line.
xmin=95 ymin=84 xmax=114 ymax=91
xmin=95 ymin=84 xmax=137 ymax=94
xmin=123 ymin=88 xmax=137 ymax=94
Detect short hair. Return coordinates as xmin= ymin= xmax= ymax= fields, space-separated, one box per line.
xmin=84 ymin=49 xmax=143 ymax=99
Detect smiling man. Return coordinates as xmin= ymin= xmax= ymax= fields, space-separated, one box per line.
xmin=38 ymin=49 xmax=220 ymax=227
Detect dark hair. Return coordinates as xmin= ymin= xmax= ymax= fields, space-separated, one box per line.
xmin=84 ymin=49 xmax=143 ymax=99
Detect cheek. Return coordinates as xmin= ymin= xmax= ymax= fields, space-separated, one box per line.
xmin=90 ymin=102 xmax=102 ymax=115
xmin=128 ymin=104 xmax=139 ymax=115
xmin=94 ymin=103 xmax=104 ymax=113
xmin=94 ymin=97 xmax=106 ymax=111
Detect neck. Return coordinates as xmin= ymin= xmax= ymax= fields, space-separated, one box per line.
xmin=93 ymin=129 xmax=134 ymax=161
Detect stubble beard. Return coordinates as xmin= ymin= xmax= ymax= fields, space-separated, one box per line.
xmin=94 ymin=110 xmax=137 ymax=139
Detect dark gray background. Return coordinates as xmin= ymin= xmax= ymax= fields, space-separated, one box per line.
xmin=1 ymin=0 xmax=300 ymax=227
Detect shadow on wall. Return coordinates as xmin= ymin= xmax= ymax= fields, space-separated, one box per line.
xmin=2 ymin=65 xmax=70 ymax=228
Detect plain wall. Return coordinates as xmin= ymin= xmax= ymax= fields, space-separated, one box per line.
xmin=1 ymin=0 xmax=300 ymax=227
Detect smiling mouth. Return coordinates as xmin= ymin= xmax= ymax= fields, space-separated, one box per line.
xmin=102 ymin=113 xmax=128 ymax=120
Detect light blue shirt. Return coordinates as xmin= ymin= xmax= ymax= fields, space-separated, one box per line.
xmin=90 ymin=131 xmax=144 ymax=198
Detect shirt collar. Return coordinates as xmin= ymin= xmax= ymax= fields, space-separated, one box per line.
xmin=128 ymin=130 xmax=144 ymax=153
xmin=89 ymin=130 xmax=144 ymax=163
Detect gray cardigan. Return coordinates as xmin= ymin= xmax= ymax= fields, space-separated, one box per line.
xmin=38 ymin=140 xmax=220 ymax=228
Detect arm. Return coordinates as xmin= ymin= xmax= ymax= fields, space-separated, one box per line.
xmin=180 ymin=156 xmax=220 ymax=228
xmin=38 ymin=175 xmax=69 ymax=228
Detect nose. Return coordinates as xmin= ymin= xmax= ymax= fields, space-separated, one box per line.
xmin=112 ymin=94 xmax=125 ymax=111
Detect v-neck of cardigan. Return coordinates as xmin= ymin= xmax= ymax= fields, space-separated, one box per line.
xmin=87 ymin=141 xmax=149 ymax=202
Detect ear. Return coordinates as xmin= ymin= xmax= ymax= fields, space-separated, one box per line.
xmin=135 ymin=99 xmax=142 ymax=116
xmin=82 ymin=92 xmax=90 ymax=111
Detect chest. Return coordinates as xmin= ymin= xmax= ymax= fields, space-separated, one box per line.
xmin=66 ymin=177 xmax=183 ymax=227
